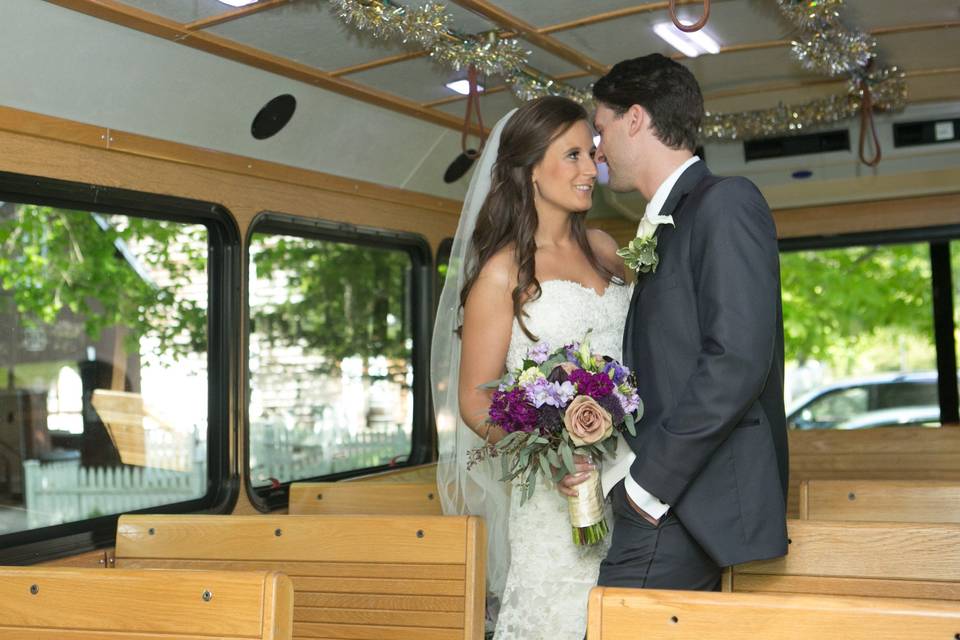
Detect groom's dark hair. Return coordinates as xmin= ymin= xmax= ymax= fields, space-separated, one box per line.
xmin=592 ymin=54 xmax=703 ymax=152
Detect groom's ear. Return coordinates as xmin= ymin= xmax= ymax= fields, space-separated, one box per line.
xmin=626 ymin=105 xmax=648 ymax=138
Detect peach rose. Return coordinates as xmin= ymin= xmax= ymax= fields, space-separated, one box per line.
xmin=563 ymin=395 xmax=613 ymax=446
xmin=558 ymin=362 xmax=578 ymax=375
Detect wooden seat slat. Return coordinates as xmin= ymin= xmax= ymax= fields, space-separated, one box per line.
xmin=733 ymin=574 xmax=960 ymax=600
xmin=118 ymin=558 xmax=464 ymax=579
xmin=296 ymin=608 xmax=464 ymax=628
xmin=117 ymin=515 xmax=467 ymax=564
xmin=588 ymin=587 xmax=960 ymax=640
xmin=291 ymin=576 xmax=465 ymax=596
xmin=115 ymin=514 xmax=484 ymax=639
xmin=293 ymin=622 xmax=461 ymax=640
xmin=800 ymin=479 xmax=960 ymax=523
xmin=738 ymin=520 xmax=960 ymax=582
xmin=289 ymin=482 xmax=443 ymax=516
xmin=295 ymin=593 xmax=465 ymax=612
xmin=0 ymin=566 xmax=292 ymax=639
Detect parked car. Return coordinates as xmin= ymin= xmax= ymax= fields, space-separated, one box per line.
xmin=787 ymin=372 xmax=942 ymax=430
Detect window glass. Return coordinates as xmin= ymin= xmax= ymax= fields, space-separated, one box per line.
xmin=782 ymin=242 xmax=938 ymax=430
xmin=0 ymin=202 xmax=208 ymax=535
xmin=248 ymin=231 xmax=415 ymax=487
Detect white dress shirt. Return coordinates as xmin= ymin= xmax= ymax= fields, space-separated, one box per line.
xmin=602 ymin=155 xmax=701 ymax=521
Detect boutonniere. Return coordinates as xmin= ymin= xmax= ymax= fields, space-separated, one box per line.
xmin=616 ymin=213 xmax=675 ymax=273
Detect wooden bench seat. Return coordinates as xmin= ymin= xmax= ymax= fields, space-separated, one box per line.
xmin=587 ymin=587 xmax=960 ymax=639
xmin=0 ymin=565 xmax=292 ymax=639
xmin=799 ymin=479 xmax=960 ymax=523
xmin=730 ymin=519 xmax=960 ymax=600
xmin=288 ymin=481 xmax=443 ymax=515
xmin=115 ymin=514 xmax=485 ymax=640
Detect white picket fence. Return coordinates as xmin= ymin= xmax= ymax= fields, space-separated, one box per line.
xmin=22 ymin=427 xmax=411 ymax=528
xmin=249 ymin=427 xmax=411 ymax=487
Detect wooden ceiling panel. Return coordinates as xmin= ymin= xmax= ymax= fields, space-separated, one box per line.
xmin=434 ymin=89 xmax=521 ymax=121
xmin=518 ymin=39 xmax=583 ymax=77
xmin=683 ymin=46 xmax=818 ymax=94
xmin=113 ymin=0 xmax=227 ymax=23
xmin=844 ymin=0 xmax=960 ymax=30
xmin=488 ymin=0 xmax=647 ymax=29
xmin=349 ymin=56 xmax=466 ymax=103
xmin=206 ymin=3 xmax=404 ymax=72
xmin=875 ymin=30 xmax=960 ymax=74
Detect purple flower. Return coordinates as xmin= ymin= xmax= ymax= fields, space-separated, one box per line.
xmin=535 ymin=405 xmax=563 ymax=434
xmin=525 ymin=377 xmax=559 ymax=408
xmin=569 ymin=369 xmax=615 ymax=399
xmin=563 ymin=342 xmax=581 ymax=366
xmin=490 ymin=388 xmax=539 ymax=433
xmin=555 ymin=381 xmax=576 ymax=407
xmin=603 ymin=360 xmax=630 ymax=385
xmin=597 ymin=393 xmax=626 ymax=426
xmin=615 ymin=389 xmax=641 ymax=415
xmin=527 ymin=342 xmax=551 ymax=365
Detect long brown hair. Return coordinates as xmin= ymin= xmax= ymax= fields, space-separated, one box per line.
xmin=459 ymin=96 xmax=615 ymax=340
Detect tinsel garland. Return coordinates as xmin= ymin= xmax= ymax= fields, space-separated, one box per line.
xmin=331 ymin=0 xmax=589 ymax=100
xmin=703 ymin=66 xmax=907 ymax=140
xmin=330 ymin=0 xmax=905 ymax=141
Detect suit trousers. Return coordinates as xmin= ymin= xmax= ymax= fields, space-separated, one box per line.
xmin=597 ymin=480 xmax=721 ymax=591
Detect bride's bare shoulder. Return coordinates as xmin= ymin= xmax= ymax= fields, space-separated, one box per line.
xmin=475 ymin=246 xmax=518 ymax=291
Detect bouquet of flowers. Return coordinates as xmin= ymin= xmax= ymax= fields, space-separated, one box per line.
xmin=469 ymin=333 xmax=642 ymax=545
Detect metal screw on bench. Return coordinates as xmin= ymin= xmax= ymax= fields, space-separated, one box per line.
xmin=427 ymin=493 xmax=434 ymax=500
xmin=669 ymin=616 xmax=679 ymax=624
xmin=202 ymin=590 xmax=213 ymax=602
xmin=848 ymin=492 xmax=856 ymax=501
xmin=29 ymin=584 xmax=39 ymax=595
xmin=416 ymin=530 xmax=424 ymax=538
xmin=148 ymin=528 xmax=156 ymax=535
xmin=316 ymin=493 xmax=323 ymax=500
xmin=275 ymin=528 xmax=283 ymax=537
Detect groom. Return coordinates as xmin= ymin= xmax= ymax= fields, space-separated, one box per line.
xmin=567 ymin=54 xmax=789 ymax=590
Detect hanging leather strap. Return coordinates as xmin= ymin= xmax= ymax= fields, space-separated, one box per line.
xmin=670 ymin=0 xmax=710 ymax=33
xmin=858 ymin=73 xmax=882 ymax=167
xmin=461 ymin=65 xmax=486 ymax=158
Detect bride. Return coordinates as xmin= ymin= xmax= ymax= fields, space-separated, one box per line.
xmin=432 ymin=96 xmax=632 ymax=639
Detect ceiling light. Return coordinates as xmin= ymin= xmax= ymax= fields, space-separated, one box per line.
xmin=653 ymin=22 xmax=720 ymax=57
xmin=445 ymin=79 xmax=485 ymax=96
xmin=217 ymin=0 xmax=258 ymax=7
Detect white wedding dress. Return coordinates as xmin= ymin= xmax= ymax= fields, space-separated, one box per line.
xmin=493 ymin=278 xmax=633 ymax=640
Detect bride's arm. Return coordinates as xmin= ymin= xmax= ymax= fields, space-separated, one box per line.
xmin=458 ymin=256 xmax=515 ymax=444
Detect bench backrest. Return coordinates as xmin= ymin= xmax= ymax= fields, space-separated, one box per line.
xmin=288 ymin=481 xmax=443 ymax=515
xmin=91 ymin=389 xmax=192 ymax=471
xmin=731 ymin=519 xmax=960 ymax=600
xmin=799 ymin=479 xmax=960 ymax=523
xmin=786 ymin=426 xmax=960 ymax=517
xmin=587 ymin=587 xmax=960 ymax=639
xmin=115 ymin=514 xmax=485 ymax=640
xmin=0 ymin=565 xmax=292 ymax=639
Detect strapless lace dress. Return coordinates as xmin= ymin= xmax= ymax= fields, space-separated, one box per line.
xmin=493 ymin=279 xmax=632 ymax=640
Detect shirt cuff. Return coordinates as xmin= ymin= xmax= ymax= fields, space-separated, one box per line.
xmin=624 ymin=474 xmax=670 ymax=520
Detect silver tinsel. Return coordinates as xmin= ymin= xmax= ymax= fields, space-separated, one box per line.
xmin=432 ymin=36 xmax=528 ymax=78
xmin=776 ymin=0 xmax=877 ymax=78
xmin=703 ymin=67 xmax=906 ymax=140
xmin=331 ymin=0 xmax=589 ymax=103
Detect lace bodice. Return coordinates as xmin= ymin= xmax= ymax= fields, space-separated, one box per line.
xmin=506 ymin=279 xmax=633 ymax=369
xmin=494 ymin=278 xmax=632 ymax=640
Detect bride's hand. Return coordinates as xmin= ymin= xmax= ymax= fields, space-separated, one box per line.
xmin=556 ymin=455 xmax=595 ymax=497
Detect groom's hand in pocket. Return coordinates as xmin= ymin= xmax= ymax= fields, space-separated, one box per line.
xmin=556 ymin=454 xmax=594 ymax=497
xmin=625 ymin=491 xmax=661 ymax=527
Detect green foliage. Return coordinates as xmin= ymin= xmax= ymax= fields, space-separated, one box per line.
xmin=780 ymin=243 xmax=933 ymax=368
xmin=0 ymin=204 xmax=207 ymax=359
xmin=249 ymin=234 xmax=412 ymax=377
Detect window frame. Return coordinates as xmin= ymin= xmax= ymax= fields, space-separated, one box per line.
xmin=780 ymin=224 xmax=960 ymax=428
xmin=244 ymin=212 xmax=433 ymax=512
xmin=0 ymin=170 xmax=241 ymax=563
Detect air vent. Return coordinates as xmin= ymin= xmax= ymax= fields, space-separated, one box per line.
xmin=893 ymin=118 xmax=959 ymax=148
xmin=743 ymin=130 xmax=850 ymax=162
